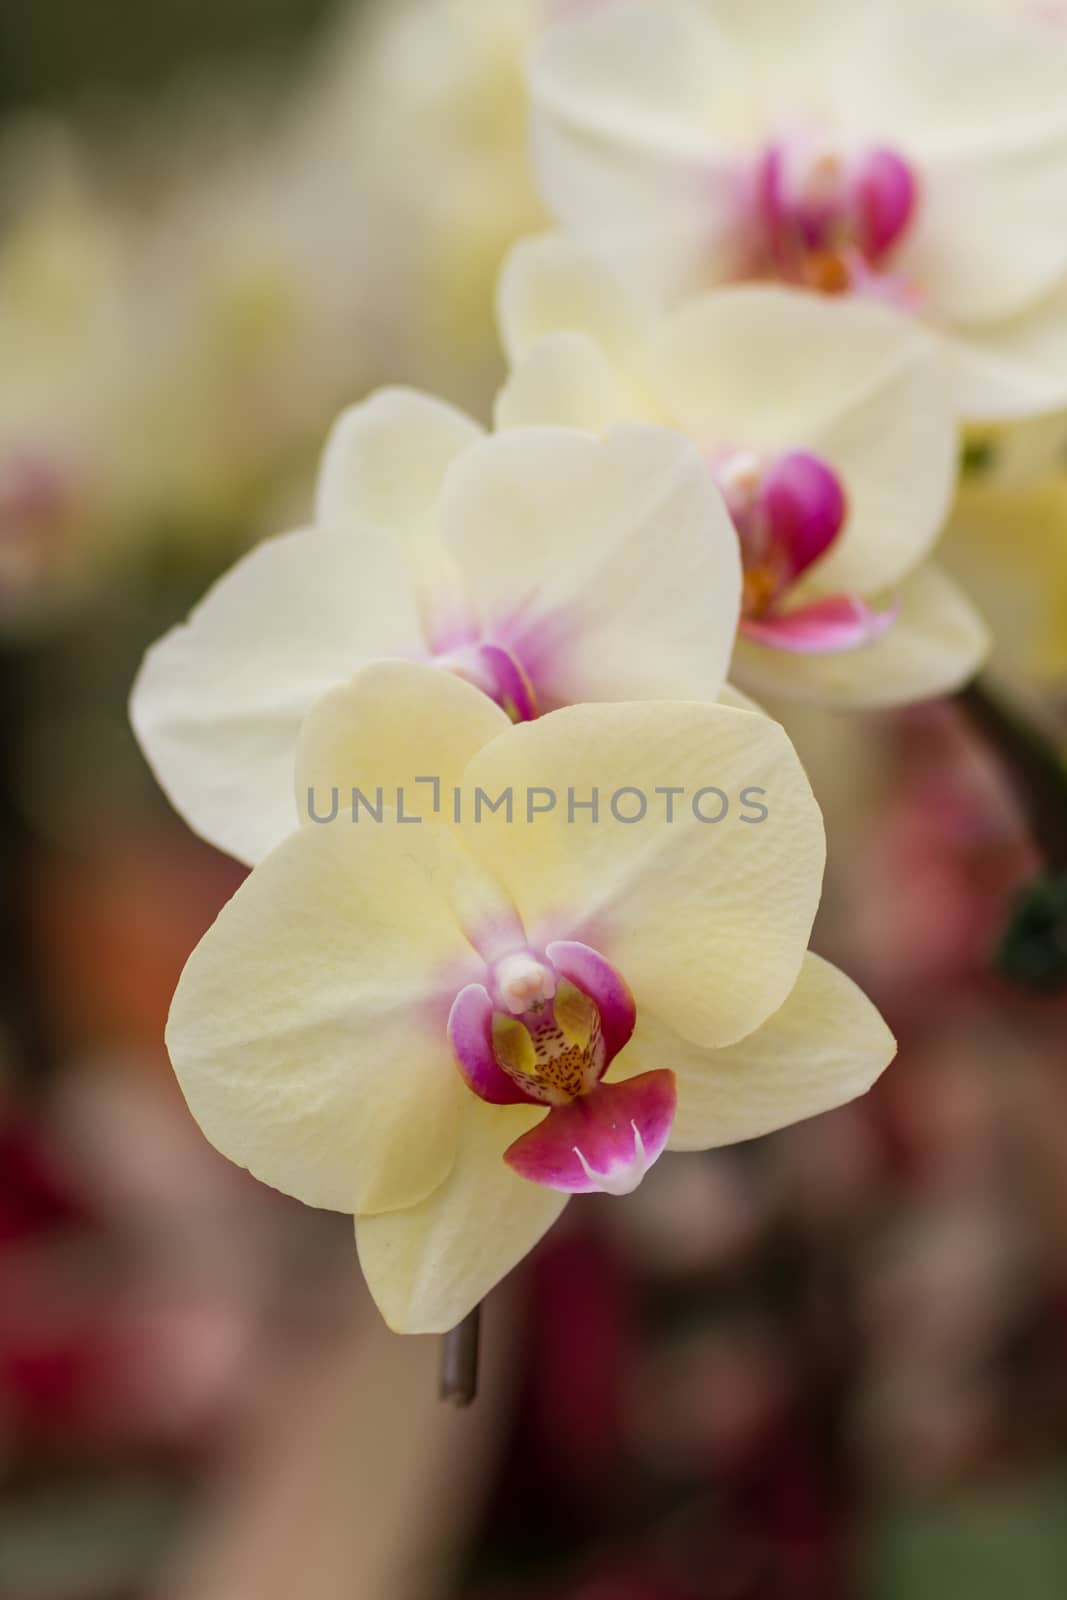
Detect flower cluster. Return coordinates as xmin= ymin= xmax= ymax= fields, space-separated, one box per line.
xmin=132 ymin=0 xmax=1067 ymax=1334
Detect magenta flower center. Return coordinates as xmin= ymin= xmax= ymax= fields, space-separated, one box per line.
xmin=446 ymin=937 xmax=677 ymax=1196
xmin=450 ymin=940 xmax=635 ymax=1108
xmin=713 ymin=447 xmax=847 ymax=618
xmin=755 ymin=133 xmax=918 ymax=295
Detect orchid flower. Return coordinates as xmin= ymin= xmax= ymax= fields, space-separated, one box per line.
xmin=941 ymin=470 xmax=1067 ymax=686
xmin=529 ymin=0 xmax=1067 ymax=421
xmin=165 ymin=661 xmax=895 ymax=1333
xmin=497 ymin=235 xmax=988 ymax=707
xmin=131 ymin=387 xmax=741 ymax=865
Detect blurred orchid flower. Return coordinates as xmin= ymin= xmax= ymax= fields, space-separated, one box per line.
xmin=165 ymin=661 xmax=894 ymax=1332
xmin=497 ymin=236 xmax=988 ymax=707
xmin=131 ymin=389 xmax=741 ymax=865
xmin=941 ymin=470 xmax=1067 ymax=688
xmin=529 ymin=0 xmax=1067 ymax=421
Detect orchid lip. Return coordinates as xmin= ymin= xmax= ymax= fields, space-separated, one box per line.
xmin=712 ymin=446 xmax=848 ymax=621
xmin=755 ymin=134 xmax=919 ymax=293
xmin=446 ymin=936 xmax=670 ymax=1194
xmin=504 ymin=1070 xmax=678 ymax=1196
xmin=449 ymin=937 xmax=635 ymax=1109
xmin=574 ymin=1121 xmax=651 ymax=1196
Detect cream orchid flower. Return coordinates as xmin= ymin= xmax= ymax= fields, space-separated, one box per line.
xmin=165 ymin=661 xmax=895 ymax=1333
xmin=941 ymin=470 xmax=1067 ymax=688
xmin=529 ymin=0 xmax=1067 ymax=422
xmin=131 ymin=387 xmax=741 ymax=865
xmin=497 ymin=235 xmax=988 ymax=707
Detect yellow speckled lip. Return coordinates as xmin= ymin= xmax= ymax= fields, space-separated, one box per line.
xmin=491 ymin=982 xmax=605 ymax=1105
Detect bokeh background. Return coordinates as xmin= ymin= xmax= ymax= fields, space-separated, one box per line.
xmin=2 ymin=3 xmax=1067 ymax=1597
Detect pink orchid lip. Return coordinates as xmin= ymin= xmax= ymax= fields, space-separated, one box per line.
xmin=758 ymin=451 xmax=847 ymax=584
xmin=714 ymin=449 xmax=897 ymax=656
xmin=740 ymin=592 xmax=899 ymax=654
xmin=448 ymin=939 xmax=636 ymax=1105
xmin=754 ymin=135 xmax=918 ymax=295
xmin=447 ymin=984 xmax=536 ymax=1106
xmin=503 ymin=1070 xmax=677 ymax=1195
xmin=447 ymin=937 xmax=673 ymax=1195
xmin=714 ymin=446 xmax=848 ymax=610
xmin=545 ymin=940 xmax=636 ymax=1063
xmin=853 ymin=147 xmax=918 ymax=262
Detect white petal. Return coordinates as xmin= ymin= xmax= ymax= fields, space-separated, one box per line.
xmin=834 ymin=0 xmax=1067 ymax=158
xmin=315 ymin=387 xmax=484 ymax=552
xmin=732 ymin=563 xmax=989 ymax=709
xmin=439 ymin=424 xmax=741 ymax=707
xmin=130 ymin=525 xmax=424 ymax=865
xmin=462 ymin=701 xmax=825 ymax=1050
xmin=939 ymin=475 xmax=1067 ymax=684
xmin=710 ymin=0 xmax=859 ymax=103
xmin=356 ymin=1096 xmax=567 ymax=1334
xmin=530 ymin=0 xmax=751 ymax=307
xmin=898 ymin=138 xmax=1067 ymax=326
xmin=497 ymin=233 xmax=648 ymax=363
xmin=617 ymin=952 xmax=895 ymax=1150
xmin=938 ymin=284 xmax=1067 ymax=424
xmin=646 ymin=286 xmax=958 ymax=595
xmin=166 ymin=814 xmax=481 ymax=1215
xmin=296 ymin=659 xmax=511 ymax=824
xmin=494 ymin=331 xmax=647 ymax=433
xmin=837 ymin=4 xmax=1067 ymax=320
xmin=718 ymin=682 xmax=769 ymax=715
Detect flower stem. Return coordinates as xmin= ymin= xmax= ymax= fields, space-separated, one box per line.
xmin=956 ymin=676 xmax=1067 ymax=991
xmin=439 ymin=1305 xmax=481 ymax=1406
xmin=956 ymin=677 xmax=1067 ymax=871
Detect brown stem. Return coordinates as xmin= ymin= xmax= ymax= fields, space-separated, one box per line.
xmin=439 ymin=1305 xmax=481 ymax=1406
xmin=956 ymin=677 xmax=1067 ymax=872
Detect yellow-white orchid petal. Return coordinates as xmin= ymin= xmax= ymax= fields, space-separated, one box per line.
xmin=939 ymin=285 xmax=1067 ymax=424
xmin=531 ymin=0 xmax=1067 ymax=421
xmin=296 ymin=659 xmax=510 ymax=826
xmin=940 ymin=473 xmax=1067 ymax=684
xmin=438 ymin=423 xmax=741 ymax=707
xmin=529 ymin=0 xmax=749 ymax=308
xmin=166 ymin=812 xmax=482 ymax=1216
xmin=616 ymin=952 xmax=895 ymax=1150
xmin=733 ymin=563 xmax=989 ymax=709
xmin=493 ymin=330 xmax=646 ymax=433
xmin=718 ymin=683 xmax=769 ymax=715
xmin=645 ymin=286 xmax=957 ymax=596
xmin=497 ymin=231 xmax=648 ymax=363
xmin=463 ymin=701 xmax=824 ymax=1051
xmin=130 ymin=524 xmax=423 ymax=865
xmin=530 ymin=0 xmax=744 ymax=155
xmin=896 ymin=140 xmax=1067 ymax=326
xmin=835 ymin=0 xmax=1067 ymax=157
xmin=356 ymin=1095 xmax=567 ymax=1334
xmin=315 ymin=386 xmax=483 ymax=552
xmin=710 ymin=0 xmax=858 ymax=98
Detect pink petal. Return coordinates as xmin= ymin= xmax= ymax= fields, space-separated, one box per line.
xmin=447 ymin=984 xmax=536 ymax=1106
xmin=504 ymin=1070 xmax=677 ymax=1195
xmin=545 ymin=940 xmax=636 ymax=1071
xmin=741 ymin=593 xmax=898 ymax=655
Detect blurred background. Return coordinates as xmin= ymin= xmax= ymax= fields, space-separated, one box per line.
xmin=2 ymin=2 xmax=1067 ymax=1597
